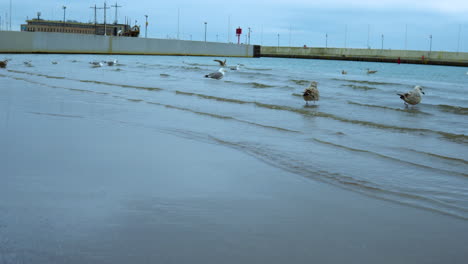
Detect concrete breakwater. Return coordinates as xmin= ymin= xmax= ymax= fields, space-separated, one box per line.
xmin=260 ymin=46 xmax=468 ymax=67
xmin=0 ymin=31 xmax=254 ymax=57
xmin=1 ymin=31 xmax=467 ymax=66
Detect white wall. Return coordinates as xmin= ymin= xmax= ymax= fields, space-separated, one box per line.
xmin=0 ymin=31 xmax=253 ymax=57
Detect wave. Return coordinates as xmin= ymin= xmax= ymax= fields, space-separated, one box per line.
xmin=348 ymin=101 xmax=432 ymax=115
xmin=28 ymin=111 xmax=83 ymax=119
xmin=402 ymin=147 xmax=468 ymax=166
xmin=174 ymin=90 xmax=468 ymax=144
xmin=332 ymin=78 xmax=404 ymax=86
xmin=197 ymin=135 xmax=468 ymax=219
xmin=145 ymin=101 xmax=300 ymax=133
xmin=224 ymin=80 xmax=275 ymax=88
xmin=5 ymin=70 xmax=466 ymax=145
xmin=311 ymin=138 xmax=467 ymax=177
xmin=243 ymin=67 xmax=273 ymax=71
xmin=290 ymin=79 xmax=310 ymax=86
xmin=437 ymin=104 xmax=468 ymax=115
xmin=342 ymin=84 xmax=377 ymax=91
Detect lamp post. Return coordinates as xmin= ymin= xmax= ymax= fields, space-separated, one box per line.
xmin=429 ymin=34 xmax=432 ymax=57
xmin=62 ymin=6 xmax=66 ymax=32
xmin=277 ymin=33 xmax=280 ymax=49
xmin=248 ymin=27 xmax=251 ymax=45
xmin=145 ymin=15 xmax=148 ymax=38
xmin=62 ymin=6 xmax=66 ymax=23
xmin=325 ymin=33 xmax=328 ymax=48
xmin=204 ymin=22 xmax=207 ymax=42
xmin=381 ymin=34 xmax=384 ymax=50
xmin=9 ymin=0 xmax=12 ymax=31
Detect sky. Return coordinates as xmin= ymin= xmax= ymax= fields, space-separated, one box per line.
xmin=1 ymin=0 xmax=468 ymax=52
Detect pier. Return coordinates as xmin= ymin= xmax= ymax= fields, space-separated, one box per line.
xmin=259 ymin=46 xmax=468 ymax=67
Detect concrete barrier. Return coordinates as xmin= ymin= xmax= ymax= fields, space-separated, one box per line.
xmin=0 ymin=31 xmax=254 ymax=57
xmin=261 ymin=46 xmax=468 ymax=67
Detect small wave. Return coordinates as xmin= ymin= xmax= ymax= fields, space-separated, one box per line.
xmin=127 ymin=98 xmax=143 ymax=102
xmin=244 ymin=67 xmax=272 ymax=71
xmin=182 ymin=66 xmax=203 ymax=71
xmin=174 ymin=90 xmax=467 ymax=144
xmin=250 ymin=82 xmax=275 ymax=88
xmin=146 ymin=100 xmax=299 ymax=133
xmin=224 ymin=81 xmax=275 ymax=89
xmin=78 ymin=79 xmax=162 ymax=91
xmin=29 ymin=112 xmax=83 ymax=119
xmin=311 ymin=138 xmax=468 ymax=177
xmin=348 ymin=101 xmax=432 ymax=115
xmin=342 ymin=84 xmax=377 ymax=91
xmin=402 ymin=148 xmax=468 ymax=165
xmin=437 ymin=104 xmax=468 ymax=115
xmin=333 ymin=78 xmax=403 ymax=86
xmin=160 ymin=73 xmax=170 ymax=77
xmin=182 ymin=62 xmax=212 ymax=67
xmin=200 ymin=136 xmax=468 ymax=219
xmin=290 ymin=79 xmax=310 ymax=86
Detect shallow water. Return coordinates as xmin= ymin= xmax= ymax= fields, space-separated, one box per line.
xmin=1 ymin=54 xmax=467 ymax=219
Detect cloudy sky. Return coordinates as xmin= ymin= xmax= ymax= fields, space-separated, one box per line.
xmin=1 ymin=0 xmax=467 ymax=51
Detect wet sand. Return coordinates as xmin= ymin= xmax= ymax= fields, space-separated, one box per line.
xmin=1 ymin=61 xmax=468 ymax=263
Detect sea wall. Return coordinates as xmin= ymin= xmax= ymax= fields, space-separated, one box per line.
xmin=261 ymin=46 xmax=468 ymax=66
xmin=0 ymin=31 xmax=254 ymax=57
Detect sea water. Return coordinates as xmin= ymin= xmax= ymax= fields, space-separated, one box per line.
xmin=1 ymin=54 xmax=467 ymax=219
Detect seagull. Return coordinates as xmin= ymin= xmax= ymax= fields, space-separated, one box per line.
xmin=205 ymin=68 xmax=226 ymax=80
xmin=90 ymin=61 xmax=104 ymax=67
xmin=229 ymin=64 xmax=241 ymax=70
xmin=0 ymin=59 xmax=9 ymax=68
xmin=397 ymin=85 xmax=425 ymax=107
xmin=303 ymin=81 xmax=319 ymax=105
xmin=214 ymin=59 xmax=227 ymax=67
xmin=24 ymin=61 xmax=33 ymax=67
xmin=367 ymin=68 xmax=377 ymax=74
xmin=107 ymin=59 xmax=118 ymax=66
xmin=341 ymin=70 xmax=347 ymax=75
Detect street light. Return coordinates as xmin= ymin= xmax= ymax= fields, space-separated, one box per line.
xmin=248 ymin=27 xmax=251 ymax=45
xmin=204 ymin=22 xmax=207 ymax=42
xmin=277 ymin=33 xmax=280 ymax=49
xmin=429 ymin=34 xmax=433 ymax=57
xmin=62 ymin=6 xmax=66 ymax=23
xmin=381 ymin=34 xmax=384 ymax=50
xmin=325 ymin=33 xmax=328 ymax=48
xmin=145 ymin=15 xmax=148 ymax=38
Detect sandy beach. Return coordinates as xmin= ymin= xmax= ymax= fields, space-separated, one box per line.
xmin=1 ymin=55 xmax=468 ymax=263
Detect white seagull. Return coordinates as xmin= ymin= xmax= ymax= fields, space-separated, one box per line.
xmin=205 ymin=68 xmax=226 ymax=80
xmin=229 ymin=64 xmax=241 ymax=71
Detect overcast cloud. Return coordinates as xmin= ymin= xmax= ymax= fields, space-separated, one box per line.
xmin=1 ymin=0 xmax=467 ymax=51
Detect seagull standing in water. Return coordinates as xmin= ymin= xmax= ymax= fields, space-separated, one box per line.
xmin=229 ymin=64 xmax=241 ymax=71
xmin=205 ymin=68 xmax=226 ymax=80
xmin=397 ymin=85 xmax=425 ymax=107
xmin=0 ymin=59 xmax=10 ymax=68
xmin=303 ymin=81 xmax=319 ymax=105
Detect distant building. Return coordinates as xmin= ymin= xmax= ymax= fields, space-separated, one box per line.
xmin=21 ymin=18 xmax=139 ymax=37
